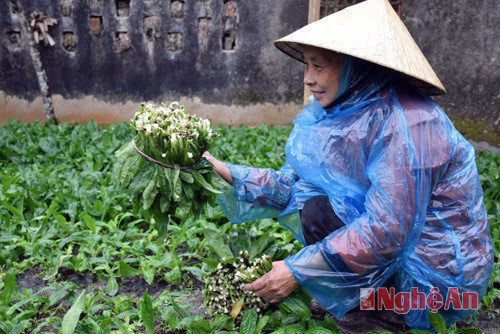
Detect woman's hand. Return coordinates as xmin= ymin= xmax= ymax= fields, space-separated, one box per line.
xmin=244 ymin=260 xmax=299 ymax=303
xmin=202 ymin=151 xmax=233 ymax=185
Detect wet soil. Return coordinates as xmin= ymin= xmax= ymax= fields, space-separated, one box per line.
xmin=17 ymin=267 xmax=499 ymax=333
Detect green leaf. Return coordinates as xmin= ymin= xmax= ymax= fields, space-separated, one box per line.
xmin=279 ymin=290 xmax=312 ymax=321
xmin=106 ymin=276 xmax=119 ymax=296
xmin=203 ymin=229 xmax=234 ymax=260
xmin=116 ymin=141 xmax=141 ymax=188
xmin=2 ymin=204 xmax=24 ymax=222
xmin=269 ymin=323 xmax=305 ymax=334
xmin=230 ymin=228 xmax=251 ymax=257
xmin=192 ymin=171 xmax=222 ymax=194
xmin=322 ymin=315 xmax=341 ymax=334
xmin=118 ymin=261 xmax=141 ymax=277
xmin=49 ymin=287 xmax=70 ymax=307
xmin=190 ymin=314 xmax=211 ymax=334
xmin=142 ymin=173 xmax=159 ymax=210
xmin=164 ymin=266 xmax=182 ymax=284
xmin=129 ymin=162 xmax=155 ymax=199
xmin=163 ymin=168 xmax=173 ymax=197
xmin=80 ymin=212 xmax=96 ymax=234
xmin=164 ymin=306 xmax=180 ymax=329
xmin=180 ymin=170 xmax=194 ymax=184
xmin=305 ymin=328 xmax=337 ymax=334
xmin=141 ymin=292 xmax=155 ymax=334
xmin=61 ymin=290 xmax=86 ymax=334
xmin=143 ymin=267 xmax=155 ymax=285
xmin=39 ymin=136 xmax=59 ymax=156
xmin=211 ymin=314 xmax=235 ymax=331
xmin=240 ymin=309 xmax=257 ymax=334
xmin=249 ymin=232 xmax=273 ymax=260
xmin=202 ymin=257 xmax=221 ymax=269
xmin=169 ymin=295 xmax=190 ymax=318
xmin=9 ymin=320 xmax=29 ymax=334
xmin=2 ymin=270 xmax=17 ymax=306
xmin=1 ymin=173 xmax=21 ymax=193
xmin=255 ymin=314 xmax=270 ymax=334
xmin=427 ymin=311 xmax=447 ymax=334
xmin=54 ymin=214 xmax=72 ymax=234
xmin=172 ymin=168 xmax=182 ymax=202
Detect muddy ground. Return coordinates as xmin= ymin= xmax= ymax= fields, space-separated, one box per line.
xmin=17 ymin=267 xmax=500 ymax=333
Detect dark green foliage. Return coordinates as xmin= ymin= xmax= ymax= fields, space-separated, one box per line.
xmin=0 ymin=120 xmax=495 ymax=333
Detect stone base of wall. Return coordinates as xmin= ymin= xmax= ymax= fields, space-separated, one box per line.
xmin=0 ymin=92 xmax=302 ymax=126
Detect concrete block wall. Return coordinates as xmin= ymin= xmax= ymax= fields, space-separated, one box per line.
xmin=403 ymin=0 xmax=499 ymax=144
xmin=0 ymin=0 xmax=498 ymax=145
xmin=0 ymin=0 xmax=308 ymax=125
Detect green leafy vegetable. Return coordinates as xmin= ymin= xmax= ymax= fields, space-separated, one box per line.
xmin=203 ymin=250 xmax=272 ymax=320
xmin=61 ymin=290 xmax=86 ymax=334
xmin=141 ymin=292 xmax=155 ymax=334
xmin=116 ymin=102 xmax=229 ymax=233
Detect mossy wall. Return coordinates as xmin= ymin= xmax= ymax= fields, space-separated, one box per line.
xmin=403 ymin=0 xmax=499 ymax=146
xmin=1 ymin=0 xmax=498 ymax=146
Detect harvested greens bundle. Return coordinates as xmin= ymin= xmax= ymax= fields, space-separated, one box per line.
xmin=130 ymin=102 xmax=215 ymax=167
xmin=203 ymin=251 xmax=272 ymax=320
xmin=115 ymin=102 xmax=227 ymax=233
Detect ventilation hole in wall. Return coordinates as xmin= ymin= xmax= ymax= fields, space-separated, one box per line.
xmin=114 ymin=31 xmax=132 ymax=53
xmin=222 ymin=1 xmax=237 ymax=50
xmin=170 ymin=0 xmax=184 ymax=18
xmin=116 ymin=0 xmax=130 ymax=17
xmin=198 ymin=17 xmax=211 ymax=52
xmin=89 ymin=16 xmax=103 ymax=35
xmin=63 ymin=32 xmax=77 ymax=51
xmin=198 ymin=17 xmax=210 ymax=37
xmin=60 ymin=0 xmax=75 ymax=17
xmin=9 ymin=0 xmax=21 ymax=14
xmin=6 ymin=30 xmax=22 ymax=51
xmin=143 ymin=16 xmax=160 ymax=41
xmin=167 ymin=32 xmax=183 ymax=52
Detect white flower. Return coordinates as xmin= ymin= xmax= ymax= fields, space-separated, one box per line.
xmin=187 ymin=152 xmax=193 ymax=158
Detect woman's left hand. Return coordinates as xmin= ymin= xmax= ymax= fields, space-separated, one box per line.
xmin=244 ymin=260 xmax=300 ymax=303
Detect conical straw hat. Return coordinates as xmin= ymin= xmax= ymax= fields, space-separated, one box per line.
xmin=274 ymin=0 xmax=446 ymax=95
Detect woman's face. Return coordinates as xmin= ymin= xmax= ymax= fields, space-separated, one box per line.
xmin=302 ymin=46 xmax=342 ymax=108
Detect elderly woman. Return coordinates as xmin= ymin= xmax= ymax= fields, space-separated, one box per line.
xmin=203 ymin=0 xmax=493 ymax=330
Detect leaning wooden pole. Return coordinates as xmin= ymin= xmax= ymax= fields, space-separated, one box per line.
xmin=303 ymin=0 xmax=322 ymax=106
xmin=16 ymin=0 xmax=58 ymax=124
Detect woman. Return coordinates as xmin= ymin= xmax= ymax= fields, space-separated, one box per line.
xmin=203 ymin=0 xmax=493 ymax=329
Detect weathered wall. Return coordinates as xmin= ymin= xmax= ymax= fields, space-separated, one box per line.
xmin=0 ymin=0 xmax=308 ymax=125
xmin=1 ymin=0 xmax=499 ymax=145
xmin=403 ymin=0 xmax=500 ymax=145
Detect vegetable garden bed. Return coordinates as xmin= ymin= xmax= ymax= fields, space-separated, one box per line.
xmin=0 ymin=120 xmax=498 ymax=333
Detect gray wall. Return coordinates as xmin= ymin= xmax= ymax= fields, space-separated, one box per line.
xmin=403 ymin=0 xmax=499 ymax=144
xmin=0 ymin=0 xmax=307 ymax=104
xmin=0 ymin=0 xmax=498 ymax=144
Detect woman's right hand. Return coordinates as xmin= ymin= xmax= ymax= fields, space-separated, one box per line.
xmin=202 ymin=151 xmax=233 ymax=185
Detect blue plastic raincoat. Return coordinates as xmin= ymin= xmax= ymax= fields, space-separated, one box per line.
xmin=218 ymin=65 xmax=494 ymax=329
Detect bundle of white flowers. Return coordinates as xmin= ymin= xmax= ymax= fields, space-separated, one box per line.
xmin=115 ymin=102 xmax=227 ymax=230
xmin=131 ymin=102 xmax=216 ymax=167
xmin=203 ymin=251 xmax=273 ymax=320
